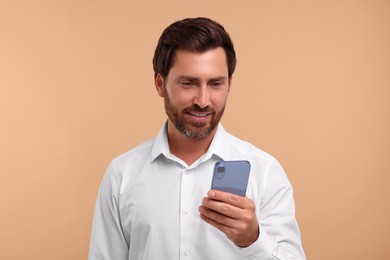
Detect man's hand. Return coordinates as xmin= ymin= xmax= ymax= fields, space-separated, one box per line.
xmin=198 ymin=190 xmax=259 ymax=247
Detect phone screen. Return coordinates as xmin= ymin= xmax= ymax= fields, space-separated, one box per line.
xmin=211 ymin=160 xmax=251 ymax=196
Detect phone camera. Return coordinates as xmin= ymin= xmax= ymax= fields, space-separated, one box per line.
xmin=216 ymin=165 xmax=225 ymax=178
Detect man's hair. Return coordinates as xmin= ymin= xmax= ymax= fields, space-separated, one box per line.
xmin=153 ymin=17 xmax=236 ymax=78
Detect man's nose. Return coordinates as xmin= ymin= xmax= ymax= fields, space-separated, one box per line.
xmin=193 ymin=85 xmax=210 ymax=109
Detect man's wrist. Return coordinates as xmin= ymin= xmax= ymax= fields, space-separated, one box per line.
xmin=237 ymin=225 xmax=260 ymax=248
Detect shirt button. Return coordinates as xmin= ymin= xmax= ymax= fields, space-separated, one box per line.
xmin=184 ymin=210 xmax=189 ymax=215
xmin=248 ymin=255 xmax=254 ymax=260
xmin=184 ymin=249 xmax=190 ymax=256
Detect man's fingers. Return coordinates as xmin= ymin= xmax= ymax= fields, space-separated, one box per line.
xmin=201 ymin=197 xmax=242 ymax=219
xmin=207 ymin=190 xmax=247 ymax=208
xmin=199 ymin=205 xmax=258 ymax=247
xmin=199 ymin=211 xmax=232 ymax=235
xmin=198 ymin=205 xmax=238 ymax=227
xmin=199 ymin=191 xmax=260 ymax=247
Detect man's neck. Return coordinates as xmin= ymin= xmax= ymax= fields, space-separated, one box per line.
xmin=167 ymin=122 xmax=216 ymax=166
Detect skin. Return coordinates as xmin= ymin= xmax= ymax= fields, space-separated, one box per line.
xmin=154 ymin=47 xmax=259 ymax=247
xmin=154 ymin=47 xmax=230 ymax=165
xmin=199 ymin=190 xmax=259 ymax=247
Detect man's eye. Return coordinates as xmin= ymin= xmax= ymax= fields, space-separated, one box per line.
xmin=210 ymin=82 xmax=223 ymax=88
xmin=181 ymin=81 xmax=194 ymax=87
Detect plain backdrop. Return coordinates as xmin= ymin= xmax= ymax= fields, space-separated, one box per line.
xmin=1 ymin=1 xmax=389 ymax=259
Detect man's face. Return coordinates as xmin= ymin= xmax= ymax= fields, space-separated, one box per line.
xmin=156 ymin=47 xmax=231 ymax=139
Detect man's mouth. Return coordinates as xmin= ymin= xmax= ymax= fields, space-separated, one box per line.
xmin=188 ymin=112 xmax=212 ymax=117
xmin=186 ymin=111 xmax=213 ymax=122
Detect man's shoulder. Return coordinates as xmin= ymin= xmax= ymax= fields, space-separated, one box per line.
xmin=111 ymin=137 xmax=155 ymax=168
xmin=224 ymin=131 xmax=277 ymax=164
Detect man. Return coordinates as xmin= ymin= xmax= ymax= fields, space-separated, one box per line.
xmin=89 ymin=17 xmax=305 ymax=260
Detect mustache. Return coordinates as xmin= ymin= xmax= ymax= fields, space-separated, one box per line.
xmin=185 ymin=104 xmax=215 ymax=113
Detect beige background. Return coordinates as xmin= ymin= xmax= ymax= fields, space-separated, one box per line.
xmin=1 ymin=1 xmax=389 ymax=259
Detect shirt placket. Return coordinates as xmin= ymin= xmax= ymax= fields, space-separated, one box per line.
xmin=179 ymin=168 xmax=195 ymax=259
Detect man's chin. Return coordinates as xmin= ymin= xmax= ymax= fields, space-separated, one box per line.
xmin=189 ymin=121 xmax=208 ymax=128
xmin=183 ymin=125 xmax=215 ymax=139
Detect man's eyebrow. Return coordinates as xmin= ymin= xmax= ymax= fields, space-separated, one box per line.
xmin=209 ymin=76 xmax=228 ymax=81
xmin=177 ymin=76 xmax=199 ymax=81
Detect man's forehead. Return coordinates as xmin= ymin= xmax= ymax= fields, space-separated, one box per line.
xmin=172 ymin=47 xmax=227 ymax=60
xmin=175 ymin=75 xmax=228 ymax=81
xmin=168 ymin=48 xmax=229 ymax=75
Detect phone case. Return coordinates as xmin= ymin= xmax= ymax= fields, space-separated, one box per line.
xmin=211 ymin=160 xmax=251 ymax=197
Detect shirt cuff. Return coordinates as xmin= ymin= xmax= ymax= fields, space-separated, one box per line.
xmin=238 ymin=228 xmax=276 ymax=260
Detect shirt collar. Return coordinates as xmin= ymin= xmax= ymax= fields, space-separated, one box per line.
xmin=150 ymin=121 xmax=170 ymax=162
xmin=150 ymin=121 xmax=231 ymax=163
xmin=203 ymin=123 xmax=230 ymax=161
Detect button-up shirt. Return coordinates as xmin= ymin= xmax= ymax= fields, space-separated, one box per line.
xmin=88 ymin=123 xmax=305 ymax=260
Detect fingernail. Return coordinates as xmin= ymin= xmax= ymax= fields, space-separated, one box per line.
xmin=208 ymin=190 xmax=216 ymax=198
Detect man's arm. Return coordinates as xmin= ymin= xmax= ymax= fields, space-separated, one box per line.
xmin=199 ymin=159 xmax=305 ymax=259
xmin=88 ymin=163 xmax=128 ymax=260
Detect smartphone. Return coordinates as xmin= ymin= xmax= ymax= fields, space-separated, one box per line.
xmin=211 ymin=160 xmax=251 ymax=197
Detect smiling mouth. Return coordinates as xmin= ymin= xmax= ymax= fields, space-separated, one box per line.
xmin=188 ymin=112 xmax=212 ymax=117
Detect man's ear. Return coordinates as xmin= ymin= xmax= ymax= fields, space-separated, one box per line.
xmin=154 ymin=73 xmax=165 ymax=97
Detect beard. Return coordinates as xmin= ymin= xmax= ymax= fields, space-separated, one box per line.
xmin=163 ymin=91 xmax=225 ymax=140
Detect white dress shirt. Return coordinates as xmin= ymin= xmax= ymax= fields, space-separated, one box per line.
xmin=88 ymin=122 xmax=305 ymax=260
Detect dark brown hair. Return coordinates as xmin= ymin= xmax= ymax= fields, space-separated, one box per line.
xmin=153 ymin=17 xmax=236 ymax=78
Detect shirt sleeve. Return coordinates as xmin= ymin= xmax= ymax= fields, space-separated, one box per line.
xmin=88 ymin=163 xmax=129 ymax=260
xmin=239 ymin=159 xmax=306 ymax=260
